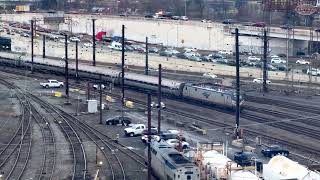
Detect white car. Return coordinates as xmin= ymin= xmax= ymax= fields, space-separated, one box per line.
xmin=40 ymin=79 xmax=64 ymax=88
xmin=253 ymin=78 xmax=271 ymax=84
xmin=296 ymin=59 xmax=310 ymax=65
xmin=218 ymin=50 xmax=233 ymax=55
xmin=180 ymin=16 xmax=188 ymax=21
xmin=151 ymin=102 xmax=166 ymax=109
xmin=93 ymin=84 xmax=106 ymax=89
xmin=124 ymin=124 xmax=146 ymax=137
xmin=270 ymin=55 xmax=279 ymax=58
xmin=307 ymin=68 xmax=320 ymax=76
xmin=165 ymin=139 xmax=189 ymax=149
xmin=70 ymin=36 xmax=81 ymax=42
xmin=248 ymin=56 xmax=261 ymax=61
xmin=83 ymin=42 xmax=93 ymax=47
xmin=203 ymin=72 xmax=217 ymax=79
xmin=271 ymin=58 xmax=286 ymax=64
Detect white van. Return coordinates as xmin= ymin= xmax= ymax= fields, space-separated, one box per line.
xmin=109 ymin=41 xmax=122 ymax=51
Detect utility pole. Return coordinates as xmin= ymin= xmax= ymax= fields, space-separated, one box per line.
xmin=31 ymin=19 xmax=34 ymax=73
xmin=121 ymin=25 xmax=125 ymax=106
xmin=76 ymin=41 xmax=79 ymax=82
xmin=235 ymin=28 xmax=240 ymax=138
xmin=286 ymin=28 xmax=290 ymax=79
xmin=145 ymin=37 xmax=149 ymax=75
xmin=42 ymin=35 xmax=45 ymax=58
xmin=65 ymin=35 xmax=69 ymax=99
xmin=263 ymin=30 xmax=268 ymax=92
xmin=158 ymin=64 xmax=162 ymax=134
xmin=92 ymin=19 xmax=96 ymax=66
xmin=147 ymin=93 xmax=152 ymax=180
xmin=99 ymin=75 xmax=103 ymax=124
xmin=184 ymin=0 xmax=187 ymax=16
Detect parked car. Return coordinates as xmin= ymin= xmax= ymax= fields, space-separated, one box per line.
xmin=268 ymin=64 xmax=277 ymax=71
xmin=83 ymin=42 xmax=93 ymax=47
xmin=124 ymin=124 xmax=146 ymax=137
xmin=253 ymin=78 xmax=271 ymax=84
xmin=20 ymin=32 xmax=30 ymax=37
xmin=92 ymin=84 xmax=106 ymax=89
xmin=171 ymin=16 xmax=180 ymax=20
xmin=218 ymin=50 xmax=232 ymax=55
xmin=280 ymin=24 xmax=293 ymax=30
xmin=248 ymin=56 xmax=261 ymax=61
xmin=40 ymin=79 xmax=64 ymax=88
xmin=270 ymin=54 xmax=279 ymax=58
xmin=166 ymin=139 xmax=189 ymax=149
xmin=234 ymin=152 xmax=263 ymax=172
xmin=154 ymin=132 xmax=186 ymax=142
xmin=271 ymin=57 xmax=286 ymax=64
xmin=144 ymin=14 xmax=154 ymax=18
xmin=124 ymin=45 xmax=134 ymax=51
xmin=215 ymin=58 xmax=229 ymax=64
xmin=208 ymin=53 xmax=225 ymax=59
xmin=296 ymin=59 xmax=310 ymax=65
xmin=201 ymin=55 xmax=212 ymax=62
xmin=59 ymin=39 xmax=70 ymax=44
xmin=203 ymin=72 xmax=217 ymax=79
xmin=253 ymin=22 xmax=266 ymax=27
xmin=70 ymin=36 xmax=81 ymax=42
xmin=106 ymin=116 xmax=132 ymax=126
xmin=277 ymin=53 xmax=287 ymax=58
xmin=307 ymin=68 xmax=320 ymax=76
xmin=48 ymin=34 xmax=59 ymax=40
xmin=201 ymin=19 xmax=212 ymax=23
xmin=275 ymin=64 xmax=290 ymax=71
xmin=148 ymin=47 xmax=159 ymax=53
xmin=188 ymin=55 xmax=201 ymax=62
xmin=180 ymin=16 xmax=188 ymax=21
xmin=176 ymin=53 xmax=187 ymax=59
xmin=151 ymin=101 xmax=166 ymax=109
xmin=141 ymin=129 xmax=158 ymax=143
xmin=159 ymin=50 xmax=173 ymax=57
xmin=261 ymin=145 xmax=289 ymax=158
xmin=222 ymin=19 xmax=235 ymax=24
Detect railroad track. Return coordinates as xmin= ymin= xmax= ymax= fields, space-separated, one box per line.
xmin=0 ymin=79 xmax=32 ymax=180
xmin=29 ymin=93 xmax=147 ymax=180
xmin=246 ymin=95 xmax=320 ymax=114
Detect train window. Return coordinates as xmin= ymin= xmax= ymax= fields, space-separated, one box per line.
xmin=187 ymin=175 xmax=191 ymax=180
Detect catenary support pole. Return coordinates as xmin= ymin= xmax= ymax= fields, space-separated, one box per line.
xmin=99 ymin=75 xmax=103 ymax=124
xmin=42 ymin=35 xmax=46 ymax=58
xmin=145 ymin=37 xmax=149 ymax=75
xmin=76 ymin=41 xmax=79 ymax=82
xmin=263 ymin=30 xmax=268 ymax=92
xmin=121 ymin=25 xmax=125 ymax=106
xmin=147 ymin=93 xmax=152 ymax=180
xmin=65 ymin=35 xmax=69 ymax=99
xmin=92 ymin=19 xmax=96 ymax=66
xmin=235 ymin=28 xmax=240 ymax=138
xmin=158 ymin=64 xmax=162 ymax=134
xmin=31 ymin=19 xmax=34 ymax=73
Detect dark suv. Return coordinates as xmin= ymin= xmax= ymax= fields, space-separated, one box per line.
xmin=234 ymin=152 xmax=263 ymax=172
xmin=261 ymin=145 xmax=289 ymax=158
xmin=105 ymin=116 xmax=132 ymax=126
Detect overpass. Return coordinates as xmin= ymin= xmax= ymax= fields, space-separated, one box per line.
xmin=0 ymin=13 xmax=318 ymax=56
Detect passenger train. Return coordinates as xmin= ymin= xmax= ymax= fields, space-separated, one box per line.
xmin=145 ymin=140 xmax=200 ymax=180
xmin=0 ymin=52 xmax=245 ymax=110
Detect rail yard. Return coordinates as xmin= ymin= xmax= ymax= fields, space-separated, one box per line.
xmin=1 ymin=5 xmax=320 ymax=180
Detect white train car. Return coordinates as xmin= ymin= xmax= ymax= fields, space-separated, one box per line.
xmin=145 ymin=140 xmax=200 ymax=180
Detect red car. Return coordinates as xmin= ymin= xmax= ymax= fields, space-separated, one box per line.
xmin=254 ymin=22 xmax=266 ymax=27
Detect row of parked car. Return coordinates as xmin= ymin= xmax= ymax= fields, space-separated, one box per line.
xmin=105 ymin=115 xmax=190 ymax=150
xmin=234 ymin=145 xmax=289 ymax=171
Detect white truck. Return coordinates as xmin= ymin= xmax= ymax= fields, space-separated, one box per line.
xmin=40 ymin=80 xmax=64 ymax=88
xmin=124 ymin=124 xmax=146 ymax=137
